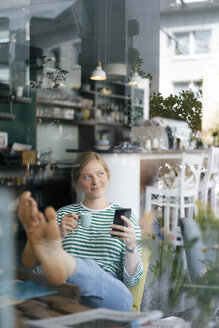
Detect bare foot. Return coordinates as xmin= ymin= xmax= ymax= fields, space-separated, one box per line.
xmin=18 ymin=191 xmax=38 ymax=268
xmin=18 ymin=191 xmax=74 ymax=285
xmin=18 ymin=191 xmax=38 ymax=232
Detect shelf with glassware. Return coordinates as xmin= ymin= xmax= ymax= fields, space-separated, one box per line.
xmin=36 ymin=116 xmax=122 ymax=126
xmin=36 ymin=96 xmax=128 ymax=125
xmin=80 ymin=80 xmax=130 ymax=125
xmin=35 ymin=83 xmax=131 ymax=151
xmin=0 ymin=95 xmax=32 ymax=104
xmin=0 ymin=82 xmax=32 ymax=104
xmin=36 ymin=99 xmax=96 ymax=121
xmin=82 ymin=89 xmax=128 ymax=100
xmin=85 ymin=79 xmax=150 ymax=125
xmin=36 ymin=87 xmax=95 ymax=122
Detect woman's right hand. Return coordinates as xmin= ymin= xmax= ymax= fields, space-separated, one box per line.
xmin=60 ymin=213 xmax=79 ymax=238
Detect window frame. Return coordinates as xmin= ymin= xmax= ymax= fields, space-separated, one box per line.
xmin=170 ymin=27 xmax=212 ymax=60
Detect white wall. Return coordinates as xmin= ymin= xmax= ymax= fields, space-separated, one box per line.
xmin=101 ymin=153 xmax=141 ymax=221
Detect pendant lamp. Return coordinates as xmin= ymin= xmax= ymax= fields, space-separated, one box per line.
xmin=90 ymin=0 xmax=107 ymax=81
xmin=128 ymin=69 xmax=142 ymax=86
xmin=90 ymin=60 xmax=106 ymax=81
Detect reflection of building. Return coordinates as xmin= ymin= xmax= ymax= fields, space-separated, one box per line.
xmin=160 ymin=0 xmax=219 ymax=135
xmin=202 ymin=72 xmax=219 ymax=135
xmin=160 ymin=0 xmax=219 ymax=95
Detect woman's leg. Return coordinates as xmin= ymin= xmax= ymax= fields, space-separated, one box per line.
xmin=18 ymin=191 xmax=76 ymax=285
xmin=18 ymin=192 xmax=133 ymax=311
xmin=66 ymin=258 xmax=133 ymax=311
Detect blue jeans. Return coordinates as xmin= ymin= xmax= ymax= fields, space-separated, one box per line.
xmin=66 ymin=257 xmax=133 ymax=311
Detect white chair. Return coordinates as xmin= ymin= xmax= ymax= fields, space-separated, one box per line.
xmin=199 ymin=146 xmax=219 ymax=215
xmin=145 ymin=152 xmax=204 ymax=246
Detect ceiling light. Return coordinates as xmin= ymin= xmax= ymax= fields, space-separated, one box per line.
xmin=90 ymin=61 xmax=106 ymax=81
xmin=128 ymin=70 xmax=142 ymax=85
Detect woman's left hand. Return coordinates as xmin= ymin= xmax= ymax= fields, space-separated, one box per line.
xmin=109 ymin=215 xmax=137 ymax=250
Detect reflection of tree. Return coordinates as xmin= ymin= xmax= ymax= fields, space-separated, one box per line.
xmin=125 ymin=98 xmax=144 ymax=130
xmin=150 ymin=80 xmax=203 ymax=132
xmin=129 ymin=46 xmax=203 ymax=132
xmin=30 ymin=56 xmax=69 ymax=89
xmin=129 ymin=47 xmax=152 ymax=80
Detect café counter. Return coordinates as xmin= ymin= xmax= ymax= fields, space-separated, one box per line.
xmin=99 ymin=149 xmax=208 ymax=221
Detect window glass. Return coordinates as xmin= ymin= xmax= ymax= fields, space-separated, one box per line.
xmin=174 ymin=30 xmax=211 ymax=56
xmin=173 ymin=82 xmax=189 ymax=95
xmin=0 ymin=17 xmax=9 ymax=42
xmin=176 ymin=0 xmax=208 ymax=3
xmin=194 ymin=30 xmax=211 ymax=54
xmin=0 ymin=65 xmax=10 ymax=82
xmin=175 ymin=32 xmax=190 ymax=55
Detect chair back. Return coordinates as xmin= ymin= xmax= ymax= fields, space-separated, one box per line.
xmin=180 ymin=152 xmax=204 ymax=217
xmin=200 ymin=147 xmax=219 ymax=212
xmin=179 ymin=217 xmax=206 ymax=282
xmin=203 ymin=146 xmax=219 ymax=187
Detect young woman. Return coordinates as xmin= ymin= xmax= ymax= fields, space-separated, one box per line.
xmin=18 ymin=151 xmax=143 ymax=311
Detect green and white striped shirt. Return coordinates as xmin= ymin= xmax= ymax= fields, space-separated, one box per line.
xmin=57 ymin=202 xmax=143 ymax=287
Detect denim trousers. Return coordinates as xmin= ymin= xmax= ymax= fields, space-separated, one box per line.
xmin=66 ymin=257 xmax=133 ymax=311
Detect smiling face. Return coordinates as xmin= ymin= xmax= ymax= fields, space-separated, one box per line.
xmin=77 ymin=159 xmax=109 ymax=202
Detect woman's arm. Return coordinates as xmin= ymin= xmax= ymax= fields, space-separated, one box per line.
xmin=57 ymin=211 xmax=79 ymax=239
xmin=124 ymin=243 xmax=140 ymax=276
xmin=109 ymin=214 xmax=142 ymax=277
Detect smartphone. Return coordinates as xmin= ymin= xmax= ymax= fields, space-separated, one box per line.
xmin=112 ymin=208 xmax=132 ymax=234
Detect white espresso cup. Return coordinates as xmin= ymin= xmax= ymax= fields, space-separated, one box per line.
xmin=80 ymin=213 xmax=92 ymax=228
xmin=152 ymin=138 xmax=159 ymax=150
xmin=16 ymin=86 xmax=23 ymax=97
xmin=145 ymin=139 xmax=151 ymax=150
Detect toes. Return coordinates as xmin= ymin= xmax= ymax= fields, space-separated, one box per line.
xmin=45 ymin=207 xmax=57 ymax=222
xmin=19 ymin=191 xmax=31 ymax=204
xmin=39 ymin=212 xmax=46 ymax=223
xmin=29 ymin=197 xmax=38 ymax=208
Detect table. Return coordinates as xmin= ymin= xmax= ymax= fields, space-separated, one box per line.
xmin=0 ymin=267 xmax=90 ymax=328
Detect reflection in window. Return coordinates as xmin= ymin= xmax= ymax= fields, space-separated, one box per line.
xmin=176 ymin=0 xmax=208 ymax=4
xmin=173 ymin=81 xmax=200 ymax=97
xmin=175 ymin=32 xmax=189 ymax=55
xmin=0 ymin=18 xmax=9 ymax=83
xmin=0 ymin=65 xmax=9 ymax=82
xmin=194 ymin=30 xmax=211 ymax=54
xmin=51 ymin=47 xmax=60 ymax=68
xmin=174 ymin=30 xmax=211 ymax=56
xmin=72 ymin=41 xmax=81 ymax=66
xmin=0 ymin=17 xmax=9 ymax=42
xmin=173 ymin=82 xmax=189 ymax=95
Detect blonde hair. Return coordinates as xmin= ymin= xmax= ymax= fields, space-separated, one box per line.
xmin=72 ymin=151 xmax=110 ymax=192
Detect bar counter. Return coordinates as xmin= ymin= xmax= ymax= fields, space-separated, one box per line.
xmin=98 ymin=149 xmax=209 ymax=220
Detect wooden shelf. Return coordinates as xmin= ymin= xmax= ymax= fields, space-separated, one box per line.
xmin=95 ymin=120 xmax=121 ymax=126
xmin=12 ymin=96 xmax=32 ymax=104
xmin=37 ymin=99 xmax=95 ymax=110
xmin=35 ymin=82 xmax=129 ymax=152
xmin=36 ymin=116 xmax=96 ymax=125
xmin=0 ymin=95 xmax=32 ymax=104
xmin=36 ymin=116 xmax=122 ymax=126
xmin=82 ymin=90 xmax=129 ymax=100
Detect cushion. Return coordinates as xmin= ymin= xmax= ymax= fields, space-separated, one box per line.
xmin=129 ymin=245 xmax=151 ymax=312
xmin=179 ymin=217 xmax=206 ymax=282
